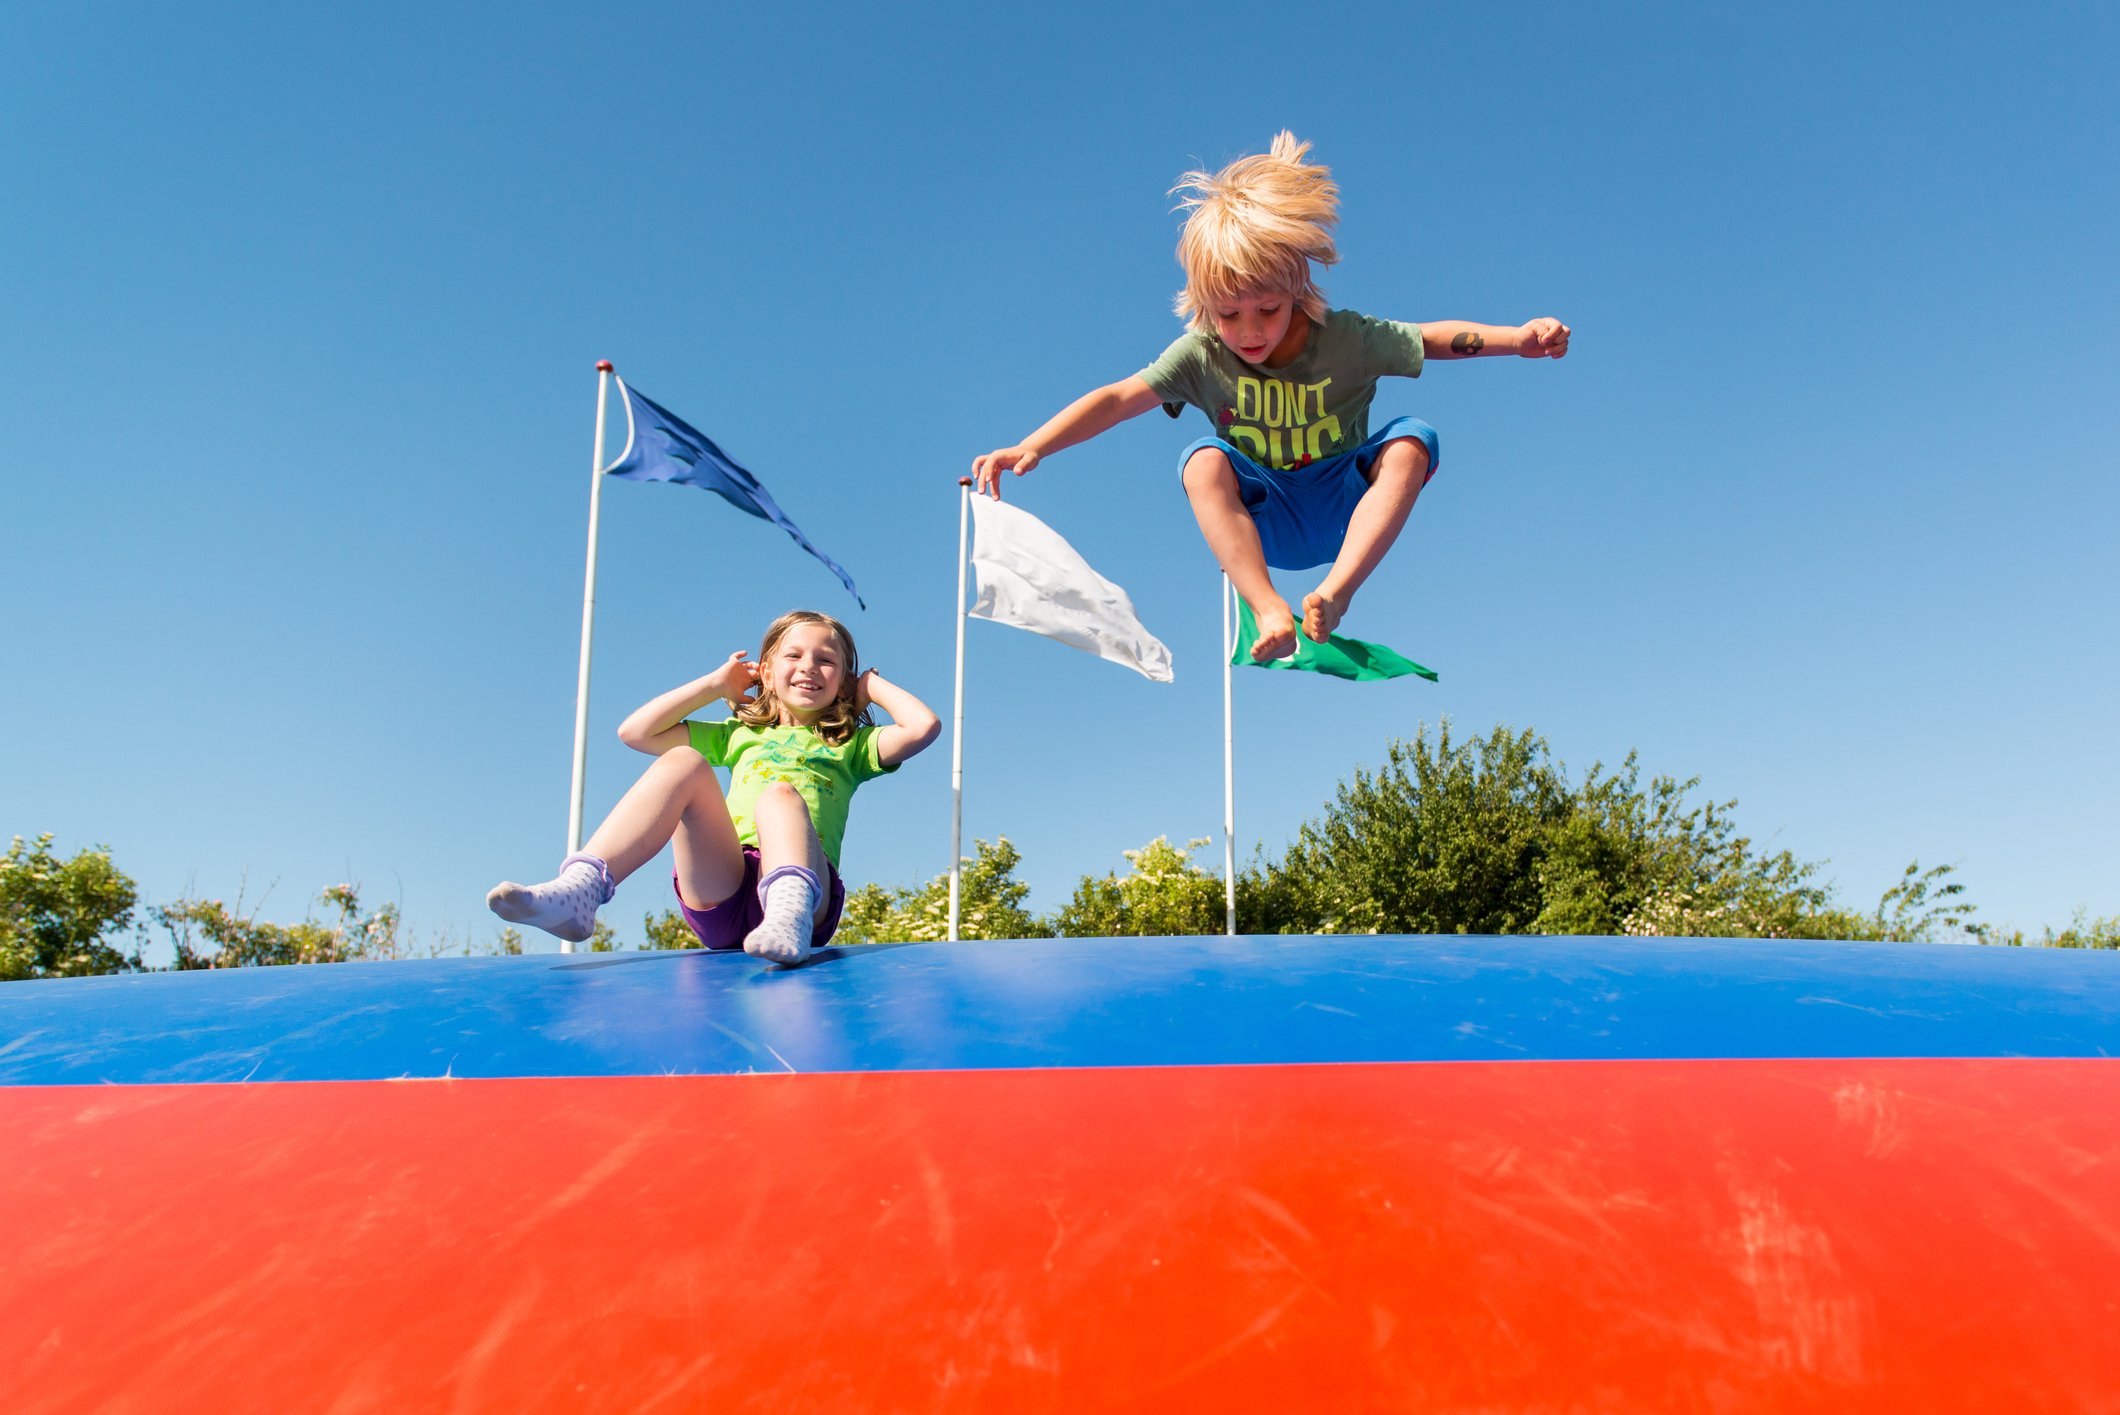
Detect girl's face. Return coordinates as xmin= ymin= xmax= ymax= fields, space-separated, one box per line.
xmin=767 ymin=621 xmax=849 ymax=723
xmin=1211 ymin=289 xmax=1306 ymax=366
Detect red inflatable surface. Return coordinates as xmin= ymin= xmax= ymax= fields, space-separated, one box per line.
xmin=7 ymin=1057 xmax=2118 ymax=1412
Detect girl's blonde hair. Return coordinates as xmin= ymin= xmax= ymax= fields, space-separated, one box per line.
xmin=736 ymin=609 xmax=871 ymax=745
xmin=1171 ymin=131 xmax=1341 ymax=334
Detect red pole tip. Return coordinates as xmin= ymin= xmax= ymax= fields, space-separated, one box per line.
xmin=595 ymin=360 xmax=614 ymax=373
xmin=958 ymin=477 xmax=974 ymax=487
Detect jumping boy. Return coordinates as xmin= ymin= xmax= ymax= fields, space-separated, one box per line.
xmin=972 ymin=131 xmax=1569 ymax=662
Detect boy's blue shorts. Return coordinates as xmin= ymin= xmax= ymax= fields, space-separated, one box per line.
xmin=1175 ymin=415 xmax=1440 ymax=571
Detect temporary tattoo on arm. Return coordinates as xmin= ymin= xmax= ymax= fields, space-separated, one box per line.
xmin=1450 ymin=331 xmax=1486 ymax=355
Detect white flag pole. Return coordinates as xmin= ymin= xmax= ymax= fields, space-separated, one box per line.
xmin=564 ymin=360 xmax=615 ymax=953
xmin=1223 ymin=573 xmax=1237 ymax=936
xmin=948 ymin=478 xmax=972 ymax=942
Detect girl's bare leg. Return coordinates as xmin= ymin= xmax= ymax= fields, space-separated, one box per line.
xmin=490 ymin=749 xmax=744 ymax=942
xmin=1303 ymin=437 xmax=1429 ymax=642
xmin=1184 ymin=447 xmax=1297 ymax=662
xmin=584 ymin=748 xmax=746 ymax=895
xmin=626 ymin=752 xmax=747 ymax=911
xmin=744 ymin=782 xmax=831 ymax=964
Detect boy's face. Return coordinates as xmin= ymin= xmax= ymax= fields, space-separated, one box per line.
xmin=769 ymin=621 xmax=848 ymax=722
xmin=1211 ymin=289 xmax=1305 ymax=366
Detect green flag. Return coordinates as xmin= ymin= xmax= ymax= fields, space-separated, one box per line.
xmin=1230 ymin=598 xmax=1438 ymax=682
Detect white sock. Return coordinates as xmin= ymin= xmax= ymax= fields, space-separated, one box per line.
xmin=486 ymin=855 xmax=612 ymax=944
xmin=744 ymin=867 xmax=819 ymax=965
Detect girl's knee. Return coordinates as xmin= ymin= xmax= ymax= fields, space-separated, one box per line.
xmin=756 ymin=781 xmax=809 ymax=813
xmin=659 ymin=750 xmax=728 ymax=808
xmin=659 ymin=747 xmax=715 ymax=781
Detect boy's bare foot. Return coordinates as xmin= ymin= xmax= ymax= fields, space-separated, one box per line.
xmin=1249 ymin=602 xmax=1299 ymax=662
xmin=1301 ymin=589 xmax=1348 ymax=643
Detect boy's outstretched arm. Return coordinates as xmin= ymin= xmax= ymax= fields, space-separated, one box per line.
xmin=971 ymin=375 xmax=1164 ymax=499
xmin=1422 ymin=318 xmax=1571 ymax=361
xmin=856 ymin=670 xmax=941 ymax=766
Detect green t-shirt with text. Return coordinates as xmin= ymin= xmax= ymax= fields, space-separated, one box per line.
xmin=1139 ymin=309 xmax=1424 ymax=471
xmin=685 ymin=720 xmax=897 ymax=868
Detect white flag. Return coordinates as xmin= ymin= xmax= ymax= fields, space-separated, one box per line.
xmin=968 ymin=496 xmax=1173 ymax=682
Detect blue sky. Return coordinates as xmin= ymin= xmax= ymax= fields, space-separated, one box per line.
xmin=6 ymin=3 xmax=2114 ymax=955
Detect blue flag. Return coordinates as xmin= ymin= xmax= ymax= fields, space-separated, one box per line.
xmin=604 ymin=380 xmax=863 ymax=608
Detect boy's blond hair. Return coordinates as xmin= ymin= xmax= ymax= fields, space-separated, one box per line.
xmin=1171 ymin=131 xmax=1341 ymax=334
xmin=736 ymin=609 xmax=872 ymax=745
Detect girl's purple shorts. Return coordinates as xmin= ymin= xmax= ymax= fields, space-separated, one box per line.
xmin=671 ymin=847 xmax=847 ymax=950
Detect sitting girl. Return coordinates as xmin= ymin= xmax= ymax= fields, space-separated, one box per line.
xmin=488 ymin=610 xmax=940 ymax=965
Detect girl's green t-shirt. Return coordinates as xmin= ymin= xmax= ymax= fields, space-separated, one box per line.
xmin=685 ymin=720 xmax=895 ymax=867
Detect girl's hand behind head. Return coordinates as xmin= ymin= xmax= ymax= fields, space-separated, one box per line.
xmin=853 ymin=668 xmax=875 ymax=713
xmin=715 ymin=651 xmax=759 ymax=708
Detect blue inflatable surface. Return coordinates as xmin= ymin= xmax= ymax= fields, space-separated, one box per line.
xmin=3 ymin=934 xmax=2115 ymax=1085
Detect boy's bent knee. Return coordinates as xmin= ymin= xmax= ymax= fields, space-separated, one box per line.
xmin=1366 ymin=436 xmax=1431 ymax=485
xmin=1182 ymin=446 xmax=1237 ymax=492
xmin=1378 ymin=436 xmax=1430 ymax=473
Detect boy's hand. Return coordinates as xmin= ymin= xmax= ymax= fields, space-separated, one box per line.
xmin=971 ymin=445 xmax=1041 ymax=499
xmin=1518 ymin=318 xmax=1571 ymax=358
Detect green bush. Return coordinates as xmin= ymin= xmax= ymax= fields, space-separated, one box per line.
xmin=0 ymin=834 xmax=141 ymax=980
xmin=836 ymin=837 xmax=1053 ymax=943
